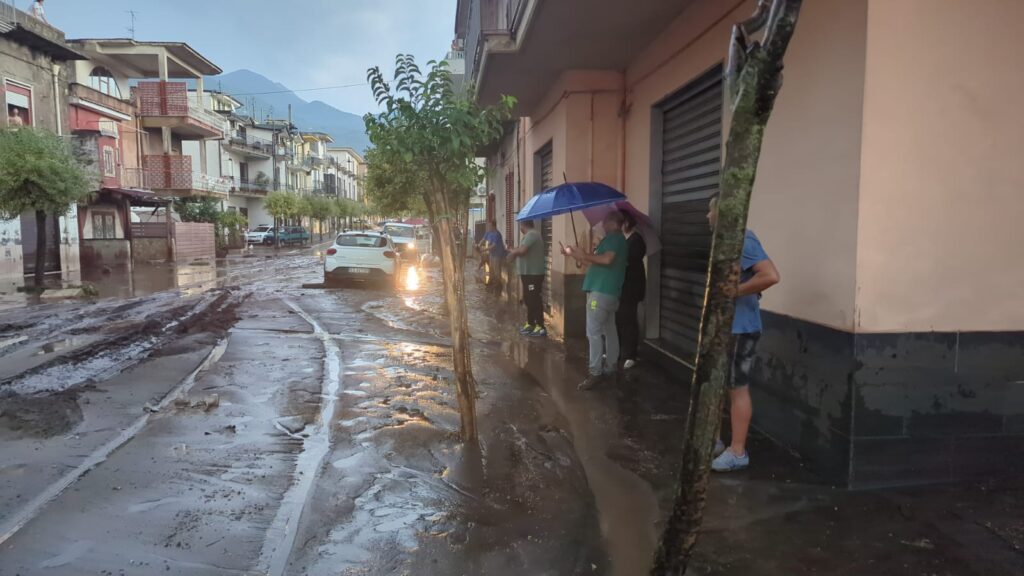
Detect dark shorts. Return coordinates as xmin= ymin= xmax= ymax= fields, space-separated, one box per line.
xmin=729 ymin=332 xmax=761 ymax=390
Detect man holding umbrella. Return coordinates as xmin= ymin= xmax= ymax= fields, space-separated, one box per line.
xmin=564 ymin=211 xmax=628 ymax=390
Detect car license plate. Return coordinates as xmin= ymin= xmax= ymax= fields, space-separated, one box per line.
xmin=349 ymin=267 xmax=371 ymax=274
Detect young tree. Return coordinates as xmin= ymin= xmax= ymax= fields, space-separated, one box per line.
xmin=0 ymin=128 xmax=94 ymax=289
xmin=364 ymin=55 xmax=513 ymax=442
xmin=308 ymin=196 xmax=333 ymax=241
xmin=651 ymin=2 xmax=803 ymax=574
xmin=265 ymin=191 xmax=297 ymax=248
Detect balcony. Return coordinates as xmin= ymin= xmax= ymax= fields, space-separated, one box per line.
xmin=139 ymin=155 xmax=231 ymax=197
xmin=464 ymin=0 xmax=690 ymax=112
xmin=225 ymin=132 xmax=273 ymax=158
xmin=230 ymin=178 xmax=270 ymax=197
xmin=135 ymin=82 xmax=226 ymax=139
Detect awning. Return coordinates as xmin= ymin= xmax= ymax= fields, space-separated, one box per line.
xmin=101 ymin=187 xmax=171 ymax=206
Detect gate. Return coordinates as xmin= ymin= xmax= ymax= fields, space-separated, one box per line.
xmin=20 ymin=212 xmax=61 ymax=275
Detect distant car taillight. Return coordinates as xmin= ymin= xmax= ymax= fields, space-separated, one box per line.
xmin=383 ymin=251 xmax=396 ymax=259
xmin=326 ymin=248 xmax=337 ymax=255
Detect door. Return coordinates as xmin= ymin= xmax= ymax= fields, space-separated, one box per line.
xmin=656 ymin=65 xmax=723 ymax=365
xmin=20 ymin=212 xmax=61 ymax=275
xmin=536 ymin=143 xmax=553 ymax=312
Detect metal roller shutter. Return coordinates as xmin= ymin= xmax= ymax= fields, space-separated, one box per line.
xmin=537 ymin=144 xmax=553 ymax=312
xmin=657 ymin=66 xmax=723 ymax=364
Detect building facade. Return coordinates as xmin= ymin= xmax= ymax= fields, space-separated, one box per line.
xmin=1 ymin=5 xmax=83 ymax=283
xmin=459 ymin=0 xmax=1024 ymax=488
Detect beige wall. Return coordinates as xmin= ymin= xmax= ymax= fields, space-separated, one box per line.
xmin=622 ymin=0 xmax=869 ymax=330
xmin=857 ymin=0 xmax=1024 ymax=332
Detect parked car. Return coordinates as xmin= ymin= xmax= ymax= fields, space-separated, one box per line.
xmin=279 ymin=226 xmax=311 ymax=246
xmin=324 ymin=231 xmax=399 ymax=287
xmin=246 ymin=224 xmax=276 ymax=245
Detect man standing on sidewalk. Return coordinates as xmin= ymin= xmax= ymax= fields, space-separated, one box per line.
xmin=706 ymin=196 xmax=781 ymax=472
xmin=506 ymin=220 xmax=547 ymax=337
xmin=565 ymin=211 xmax=628 ymax=390
xmin=480 ymin=220 xmax=507 ymax=295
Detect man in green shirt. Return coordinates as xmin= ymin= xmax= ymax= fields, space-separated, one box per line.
xmin=507 ymin=220 xmax=548 ymax=337
xmin=564 ymin=210 xmax=628 ymax=389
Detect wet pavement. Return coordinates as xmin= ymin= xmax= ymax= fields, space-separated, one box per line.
xmin=0 ymin=246 xmax=1021 ymax=575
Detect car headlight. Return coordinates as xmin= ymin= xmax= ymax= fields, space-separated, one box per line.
xmin=406 ymin=242 xmax=416 ymax=250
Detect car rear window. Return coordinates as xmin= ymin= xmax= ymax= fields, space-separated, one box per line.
xmin=383 ymin=225 xmax=413 ymax=237
xmin=337 ymin=235 xmax=387 ymax=248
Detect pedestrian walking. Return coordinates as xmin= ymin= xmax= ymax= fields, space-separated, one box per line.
xmin=564 ymin=211 xmax=628 ymax=390
xmin=29 ymin=0 xmax=46 ymax=23
xmin=705 ymin=196 xmax=781 ymax=472
xmin=481 ymin=220 xmax=507 ymax=294
xmin=506 ymin=220 xmax=547 ymax=337
xmin=616 ymin=211 xmax=647 ymax=370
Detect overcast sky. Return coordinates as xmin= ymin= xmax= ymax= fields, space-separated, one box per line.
xmin=45 ymin=0 xmax=456 ymax=114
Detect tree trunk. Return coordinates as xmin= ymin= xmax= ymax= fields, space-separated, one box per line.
xmin=650 ymin=2 xmax=802 ymax=574
xmin=33 ymin=210 xmax=47 ymax=290
xmin=274 ymin=216 xmax=280 ymax=249
xmin=426 ymin=189 xmax=477 ymax=443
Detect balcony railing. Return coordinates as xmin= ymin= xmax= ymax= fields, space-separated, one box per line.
xmin=228 ymin=132 xmax=274 ymax=156
xmin=135 ymin=82 xmax=226 ymax=136
xmin=139 ymin=155 xmax=231 ymax=195
xmin=231 ymin=178 xmax=270 ymax=196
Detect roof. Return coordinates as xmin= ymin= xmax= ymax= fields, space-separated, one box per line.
xmin=3 ymin=22 xmax=84 ymax=61
xmin=328 ymin=146 xmax=366 ymax=163
xmin=67 ymin=38 xmax=222 ymax=76
xmin=301 ymin=132 xmax=334 ymax=143
xmin=101 ymin=187 xmax=170 ymax=206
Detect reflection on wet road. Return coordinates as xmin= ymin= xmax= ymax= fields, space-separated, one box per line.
xmin=0 ymin=246 xmax=666 ymax=575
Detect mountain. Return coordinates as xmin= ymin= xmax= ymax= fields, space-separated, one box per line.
xmin=206 ymin=69 xmax=371 ymax=153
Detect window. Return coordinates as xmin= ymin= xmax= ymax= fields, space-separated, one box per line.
xmin=92 ymin=212 xmax=116 ymax=239
xmin=88 ymin=67 xmax=122 ymax=98
xmin=5 ymin=81 xmax=32 ymax=126
xmin=337 ymin=234 xmax=387 ymax=248
xmin=102 ymin=146 xmax=116 ymax=177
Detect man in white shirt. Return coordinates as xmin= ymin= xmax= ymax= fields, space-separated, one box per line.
xmin=29 ymin=0 xmax=46 ymax=23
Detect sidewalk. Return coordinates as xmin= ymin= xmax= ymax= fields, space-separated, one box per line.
xmin=480 ymin=292 xmax=1024 ymax=576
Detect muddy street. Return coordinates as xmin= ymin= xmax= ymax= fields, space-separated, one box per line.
xmin=0 ymin=248 xmax=622 ymax=575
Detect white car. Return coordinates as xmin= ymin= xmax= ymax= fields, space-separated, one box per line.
xmin=381 ymin=223 xmax=419 ymax=257
xmin=246 ymin=225 xmax=276 ymax=245
xmin=324 ymin=231 xmax=399 ymax=287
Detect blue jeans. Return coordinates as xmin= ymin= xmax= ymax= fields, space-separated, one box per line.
xmin=586 ymin=292 xmax=619 ymax=376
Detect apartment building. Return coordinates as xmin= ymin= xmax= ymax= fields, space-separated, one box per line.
xmin=458 ymin=0 xmax=1024 ymax=488
xmin=326 ymin=146 xmax=365 ymax=202
xmin=0 ymin=3 xmax=84 ymax=281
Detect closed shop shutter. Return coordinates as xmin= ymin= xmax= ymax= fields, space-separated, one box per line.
xmin=657 ymin=66 xmax=723 ymax=364
xmin=20 ymin=212 xmax=62 ymax=274
xmin=537 ymin=144 xmax=553 ymax=312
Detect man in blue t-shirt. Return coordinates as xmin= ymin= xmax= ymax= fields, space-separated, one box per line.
xmin=480 ymin=221 xmax=507 ymax=294
xmin=706 ymin=197 xmax=780 ymax=472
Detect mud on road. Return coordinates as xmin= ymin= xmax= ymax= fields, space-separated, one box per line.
xmin=0 ymin=249 xmax=615 ymax=575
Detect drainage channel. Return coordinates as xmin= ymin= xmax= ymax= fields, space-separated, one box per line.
xmin=256 ymin=299 xmax=344 ymax=576
xmin=0 ymin=338 xmax=229 ymax=547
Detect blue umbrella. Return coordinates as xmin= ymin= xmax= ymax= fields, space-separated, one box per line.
xmin=515 ymin=182 xmax=626 ymax=222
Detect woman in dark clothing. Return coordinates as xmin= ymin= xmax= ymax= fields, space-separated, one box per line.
xmin=617 ymin=211 xmax=647 ymax=369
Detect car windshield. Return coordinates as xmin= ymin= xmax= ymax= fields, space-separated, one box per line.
xmin=254 ymin=226 xmax=272 ymax=232
xmin=337 ymin=235 xmax=387 ymax=248
xmin=383 ymin=225 xmax=413 ymax=238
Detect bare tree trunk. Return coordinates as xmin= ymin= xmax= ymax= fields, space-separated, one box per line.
xmin=651 ymin=2 xmax=802 ymax=574
xmin=426 ymin=187 xmax=477 ymax=443
xmin=33 ymin=210 xmax=47 ymax=290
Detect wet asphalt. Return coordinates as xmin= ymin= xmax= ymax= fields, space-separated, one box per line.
xmin=0 ymin=247 xmax=625 ymax=575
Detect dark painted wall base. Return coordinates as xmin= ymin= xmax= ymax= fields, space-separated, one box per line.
xmin=644 ymin=311 xmax=1024 ymax=489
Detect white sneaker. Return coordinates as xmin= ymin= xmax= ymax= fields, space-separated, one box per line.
xmin=623 ymin=359 xmax=636 ymax=370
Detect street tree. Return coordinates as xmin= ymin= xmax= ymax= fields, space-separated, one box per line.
xmin=308 ymin=196 xmax=334 ymax=241
xmin=0 ymin=128 xmax=94 ymax=289
xmin=364 ymin=55 xmax=513 ymax=442
xmin=265 ymin=191 xmax=298 ymax=248
xmin=651 ymin=1 xmax=804 ymax=574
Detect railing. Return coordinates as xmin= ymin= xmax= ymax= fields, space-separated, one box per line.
xmin=228 ymin=132 xmax=273 ymax=156
xmin=135 ymin=82 xmax=226 ymax=135
xmin=233 ymin=178 xmax=270 ymax=196
xmin=140 ymin=155 xmax=230 ymax=195
xmin=0 ymin=1 xmax=18 ymax=34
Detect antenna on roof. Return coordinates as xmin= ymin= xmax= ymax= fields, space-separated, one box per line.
xmin=126 ymin=10 xmax=138 ymax=39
